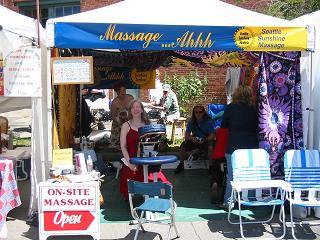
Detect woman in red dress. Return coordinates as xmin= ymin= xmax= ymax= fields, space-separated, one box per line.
xmin=119 ymin=99 xmax=170 ymax=200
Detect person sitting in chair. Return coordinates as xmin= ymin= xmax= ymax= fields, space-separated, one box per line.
xmin=175 ymin=105 xmax=215 ymax=173
xmin=151 ymin=83 xmax=180 ymax=123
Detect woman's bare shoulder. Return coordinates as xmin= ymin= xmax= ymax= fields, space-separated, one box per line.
xmin=121 ymin=121 xmax=130 ymax=130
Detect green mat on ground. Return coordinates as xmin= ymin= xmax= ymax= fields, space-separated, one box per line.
xmin=100 ymin=169 xmax=269 ymax=223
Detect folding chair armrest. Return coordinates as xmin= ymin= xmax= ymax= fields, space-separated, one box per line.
xmin=284 ymin=185 xmax=294 ymax=193
xmin=231 ymin=180 xmax=289 ymax=192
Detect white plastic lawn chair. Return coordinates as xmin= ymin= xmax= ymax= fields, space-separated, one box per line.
xmin=284 ymin=149 xmax=320 ymax=240
xmin=228 ymin=149 xmax=287 ymax=239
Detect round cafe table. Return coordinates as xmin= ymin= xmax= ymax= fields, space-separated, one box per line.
xmin=130 ymin=155 xmax=177 ymax=183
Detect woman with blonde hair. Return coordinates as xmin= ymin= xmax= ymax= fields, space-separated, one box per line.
xmin=119 ymin=99 xmax=170 ymax=200
xmin=219 ymin=85 xmax=258 ymax=209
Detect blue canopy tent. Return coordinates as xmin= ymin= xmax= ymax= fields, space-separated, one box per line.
xmin=45 ymin=0 xmax=316 ymax=162
xmin=46 ymin=0 xmax=313 ymax=51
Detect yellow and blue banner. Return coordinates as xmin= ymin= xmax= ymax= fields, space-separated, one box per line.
xmin=88 ymin=67 xmax=155 ymax=89
xmin=54 ymin=23 xmax=307 ymax=51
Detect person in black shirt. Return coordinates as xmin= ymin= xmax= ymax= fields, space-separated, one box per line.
xmin=220 ymin=85 xmax=258 ymax=209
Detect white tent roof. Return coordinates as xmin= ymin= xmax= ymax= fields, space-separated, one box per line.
xmin=0 ymin=5 xmax=46 ymax=111
xmin=0 ymin=5 xmax=45 ymax=57
xmin=47 ymin=0 xmax=307 ymax=48
xmin=47 ymin=0 xmax=293 ymax=26
xmin=0 ymin=5 xmax=44 ymax=39
xmin=293 ymin=10 xmax=320 ymax=23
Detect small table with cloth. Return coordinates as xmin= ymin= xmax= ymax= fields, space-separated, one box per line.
xmin=0 ymin=149 xmax=27 ymax=181
xmin=0 ymin=160 xmax=21 ymax=239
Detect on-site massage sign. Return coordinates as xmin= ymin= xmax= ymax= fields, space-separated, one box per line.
xmin=38 ymin=182 xmax=99 ymax=238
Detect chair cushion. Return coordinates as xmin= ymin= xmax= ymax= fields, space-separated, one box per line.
xmin=240 ymin=197 xmax=284 ymax=207
xmin=290 ymin=198 xmax=320 ymax=207
xmin=136 ymin=198 xmax=171 ymax=213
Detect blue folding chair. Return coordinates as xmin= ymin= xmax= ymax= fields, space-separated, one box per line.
xmin=228 ymin=149 xmax=287 ymax=239
xmin=284 ymin=149 xmax=320 ymax=240
xmin=128 ymin=180 xmax=179 ymax=240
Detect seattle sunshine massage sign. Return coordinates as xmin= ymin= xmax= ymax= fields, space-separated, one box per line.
xmin=54 ymin=23 xmax=308 ymax=51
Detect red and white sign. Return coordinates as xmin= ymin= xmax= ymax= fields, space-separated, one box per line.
xmin=44 ymin=211 xmax=95 ymax=231
xmin=38 ymin=182 xmax=100 ymax=240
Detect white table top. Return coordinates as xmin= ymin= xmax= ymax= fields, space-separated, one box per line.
xmin=0 ymin=149 xmax=26 ymax=159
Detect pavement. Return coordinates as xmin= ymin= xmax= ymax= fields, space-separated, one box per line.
xmin=5 ymin=180 xmax=320 ymax=240
xmin=3 ymin=111 xmax=320 ymax=239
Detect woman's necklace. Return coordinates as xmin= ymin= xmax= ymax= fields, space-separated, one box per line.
xmin=131 ymin=119 xmax=143 ymax=129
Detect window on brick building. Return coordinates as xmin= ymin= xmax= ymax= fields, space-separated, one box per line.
xmin=18 ymin=1 xmax=80 ymax=27
xmin=54 ymin=5 xmax=80 ymax=17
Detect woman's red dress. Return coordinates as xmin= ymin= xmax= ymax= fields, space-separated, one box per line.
xmin=119 ymin=125 xmax=170 ymax=200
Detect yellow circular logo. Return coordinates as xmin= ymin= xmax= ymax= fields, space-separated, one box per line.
xmin=130 ymin=69 xmax=155 ymax=86
xmin=234 ymin=28 xmax=253 ymax=50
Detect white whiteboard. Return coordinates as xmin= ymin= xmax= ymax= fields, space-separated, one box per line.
xmin=52 ymin=56 xmax=94 ymax=85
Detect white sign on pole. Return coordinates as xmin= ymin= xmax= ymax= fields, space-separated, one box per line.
xmin=51 ymin=56 xmax=94 ymax=85
xmin=3 ymin=47 xmax=41 ymax=97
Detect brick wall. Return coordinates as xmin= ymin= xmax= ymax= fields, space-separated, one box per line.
xmin=80 ymin=0 xmax=121 ymax=11
xmin=139 ymin=66 xmax=227 ymax=116
xmin=2 ymin=0 xmax=18 ymax=11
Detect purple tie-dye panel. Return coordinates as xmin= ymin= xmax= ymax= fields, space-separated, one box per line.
xmin=258 ymin=52 xmax=303 ymax=179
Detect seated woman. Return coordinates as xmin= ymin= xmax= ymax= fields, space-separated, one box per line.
xmin=119 ymin=100 xmax=170 ymax=200
xmin=175 ymin=105 xmax=215 ymax=173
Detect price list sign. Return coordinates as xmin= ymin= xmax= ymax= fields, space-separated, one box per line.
xmin=52 ymin=56 xmax=94 ymax=85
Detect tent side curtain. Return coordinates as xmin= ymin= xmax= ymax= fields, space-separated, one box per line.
xmin=50 ymin=23 xmax=309 ymax=52
xmin=78 ymin=49 xmax=259 ymax=89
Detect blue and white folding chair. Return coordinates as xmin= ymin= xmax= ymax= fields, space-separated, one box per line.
xmin=228 ymin=149 xmax=287 ymax=239
xmin=128 ymin=180 xmax=179 ymax=240
xmin=284 ymin=149 xmax=320 ymax=239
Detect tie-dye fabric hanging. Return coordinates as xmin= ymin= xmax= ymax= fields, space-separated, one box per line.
xmin=258 ymin=52 xmax=303 ymax=179
xmin=170 ymin=51 xmax=259 ymax=68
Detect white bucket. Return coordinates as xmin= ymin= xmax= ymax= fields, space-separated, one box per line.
xmin=292 ymin=205 xmax=308 ymax=219
xmin=314 ymin=207 xmax=320 ymax=218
